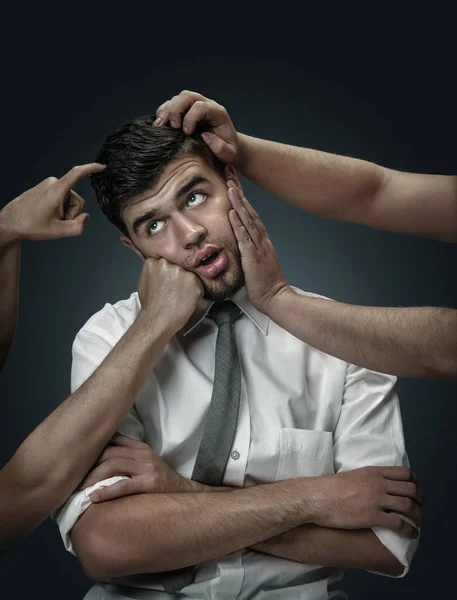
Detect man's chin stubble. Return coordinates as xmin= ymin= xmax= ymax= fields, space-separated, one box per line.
xmin=201 ymin=269 xmax=245 ymax=302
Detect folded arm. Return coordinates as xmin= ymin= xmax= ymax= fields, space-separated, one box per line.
xmin=68 ymin=462 xmax=421 ymax=582
xmin=70 ymin=478 xmax=311 ymax=581
xmin=250 ymin=523 xmax=404 ymax=576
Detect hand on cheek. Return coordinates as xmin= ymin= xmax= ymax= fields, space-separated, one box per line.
xmin=226 ymin=181 xmax=289 ymax=314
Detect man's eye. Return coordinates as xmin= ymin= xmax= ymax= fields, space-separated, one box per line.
xmin=147 ymin=220 xmax=165 ymax=235
xmin=187 ymin=192 xmax=207 ymax=206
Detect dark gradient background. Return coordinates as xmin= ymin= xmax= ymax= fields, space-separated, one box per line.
xmin=0 ymin=8 xmax=456 ymax=600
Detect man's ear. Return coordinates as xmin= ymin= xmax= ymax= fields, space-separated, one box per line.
xmin=224 ymin=164 xmax=242 ymax=189
xmin=120 ymin=235 xmax=146 ymax=262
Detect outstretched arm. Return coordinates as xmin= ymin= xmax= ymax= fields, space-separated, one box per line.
xmin=226 ymin=182 xmax=457 ymax=379
xmin=153 ymin=90 xmax=457 ymax=243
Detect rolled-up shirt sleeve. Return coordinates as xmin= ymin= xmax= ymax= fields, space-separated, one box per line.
xmin=53 ymin=476 xmax=130 ymax=555
xmin=333 ymin=363 xmax=419 ymax=577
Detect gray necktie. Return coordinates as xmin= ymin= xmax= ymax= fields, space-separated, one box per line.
xmin=160 ymin=300 xmax=242 ymax=593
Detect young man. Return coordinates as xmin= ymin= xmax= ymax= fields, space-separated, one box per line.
xmin=54 ymin=118 xmax=422 ymax=599
xmin=151 ymin=90 xmax=457 ymax=380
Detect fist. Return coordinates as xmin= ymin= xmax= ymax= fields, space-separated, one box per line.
xmin=138 ymin=257 xmax=203 ymax=334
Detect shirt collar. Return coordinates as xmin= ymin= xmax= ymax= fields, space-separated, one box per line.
xmin=181 ymin=286 xmax=270 ymax=337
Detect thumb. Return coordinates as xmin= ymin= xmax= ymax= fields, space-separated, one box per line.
xmin=201 ymin=132 xmax=233 ymax=163
xmin=57 ymin=212 xmax=90 ymax=238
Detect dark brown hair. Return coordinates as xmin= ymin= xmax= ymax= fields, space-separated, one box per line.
xmin=91 ymin=116 xmax=225 ymax=235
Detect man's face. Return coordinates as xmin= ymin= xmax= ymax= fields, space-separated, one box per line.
xmin=121 ymin=154 xmax=244 ymax=302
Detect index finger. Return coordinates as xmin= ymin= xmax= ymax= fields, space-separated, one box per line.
xmin=59 ymin=162 xmax=106 ymax=192
xmin=154 ymin=90 xmax=206 ymax=128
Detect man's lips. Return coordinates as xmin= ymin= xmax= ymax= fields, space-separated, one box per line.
xmin=195 ymin=250 xmax=228 ymax=278
xmin=192 ymin=245 xmax=222 ymax=268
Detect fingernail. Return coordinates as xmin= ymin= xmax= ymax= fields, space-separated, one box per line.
xmin=170 ymin=120 xmax=178 ymax=128
xmin=183 ymin=126 xmax=189 ymax=134
xmin=153 ymin=117 xmax=162 ymax=127
xmin=201 ymin=132 xmax=211 ymax=144
xmin=90 ymin=493 xmax=100 ymax=502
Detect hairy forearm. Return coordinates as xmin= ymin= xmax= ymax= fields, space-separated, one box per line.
xmin=71 ymin=478 xmax=312 ymax=580
xmin=235 ymin=133 xmax=385 ymax=223
xmin=196 ymin=485 xmax=402 ymax=575
xmin=0 ymin=311 xmax=174 ymax=551
xmin=267 ymin=288 xmax=457 ymax=379
xmin=250 ymin=523 xmax=403 ymax=577
xmin=0 ymin=223 xmax=21 ymax=372
xmin=236 ymin=134 xmax=457 ymax=242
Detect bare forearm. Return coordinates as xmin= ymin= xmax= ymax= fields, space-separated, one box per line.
xmin=267 ymin=288 xmax=457 ymax=379
xmin=72 ymin=478 xmax=312 ymax=580
xmin=235 ymin=133 xmax=385 ymax=223
xmin=236 ymin=134 xmax=457 ymax=242
xmin=0 ymin=312 xmax=174 ymax=550
xmin=250 ymin=524 xmax=403 ymax=576
xmin=0 ymin=226 xmax=21 ymax=372
xmin=200 ymin=485 xmax=402 ymax=575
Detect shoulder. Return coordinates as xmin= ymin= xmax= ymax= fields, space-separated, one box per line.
xmin=75 ymin=292 xmax=140 ymax=346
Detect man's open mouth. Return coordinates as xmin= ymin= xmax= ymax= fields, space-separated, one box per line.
xmin=196 ymin=250 xmax=227 ymax=278
xmin=199 ymin=251 xmax=219 ymax=266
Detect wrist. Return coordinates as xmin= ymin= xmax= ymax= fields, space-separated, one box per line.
xmin=0 ymin=211 xmax=21 ymax=248
xmin=282 ymin=476 xmax=329 ymax=526
xmin=233 ymin=133 xmax=250 ymax=172
xmin=261 ymin=283 xmax=294 ymax=319
xmin=134 ymin=310 xmax=176 ymax=345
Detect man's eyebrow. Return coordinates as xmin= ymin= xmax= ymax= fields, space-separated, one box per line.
xmin=132 ymin=209 xmax=159 ymax=235
xmin=176 ymin=176 xmax=209 ymax=199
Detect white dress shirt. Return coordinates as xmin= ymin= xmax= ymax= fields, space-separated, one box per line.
xmin=54 ymin=285 xmax=418 ymax=600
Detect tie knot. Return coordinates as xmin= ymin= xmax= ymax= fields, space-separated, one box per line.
xmin=209 ymin=301 xmax=242 ymax=326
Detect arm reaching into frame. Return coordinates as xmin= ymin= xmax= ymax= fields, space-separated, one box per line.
xmin=153 ymin=90 xmax=457 ymax=243
xmin=0 ymin=163 xmax=104 ymax=372
xmin=225 ymin=181 xmax=457 ymax=379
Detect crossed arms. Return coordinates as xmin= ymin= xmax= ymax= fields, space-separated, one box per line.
xmin=59 ymin=327 xmax=421 ymax=582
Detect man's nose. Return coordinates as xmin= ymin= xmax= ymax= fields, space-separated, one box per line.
xmin=175 ymin=214 xmax=207 ymax=248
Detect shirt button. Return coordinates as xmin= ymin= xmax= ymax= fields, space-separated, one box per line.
xmin=231 ymin=451 xmax=240 ymax=460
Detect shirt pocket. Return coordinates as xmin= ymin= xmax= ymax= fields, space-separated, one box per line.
xmin=275 ymin=428 xmax=335 ymax=481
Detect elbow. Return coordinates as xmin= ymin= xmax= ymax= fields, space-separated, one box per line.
xmin=71 ymin=516 xmax=126 ymax=582
xmin=72 ymin=527 xmax=115 ymax=581
xmin=369 ymin=537 xmax=408 ymax=578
